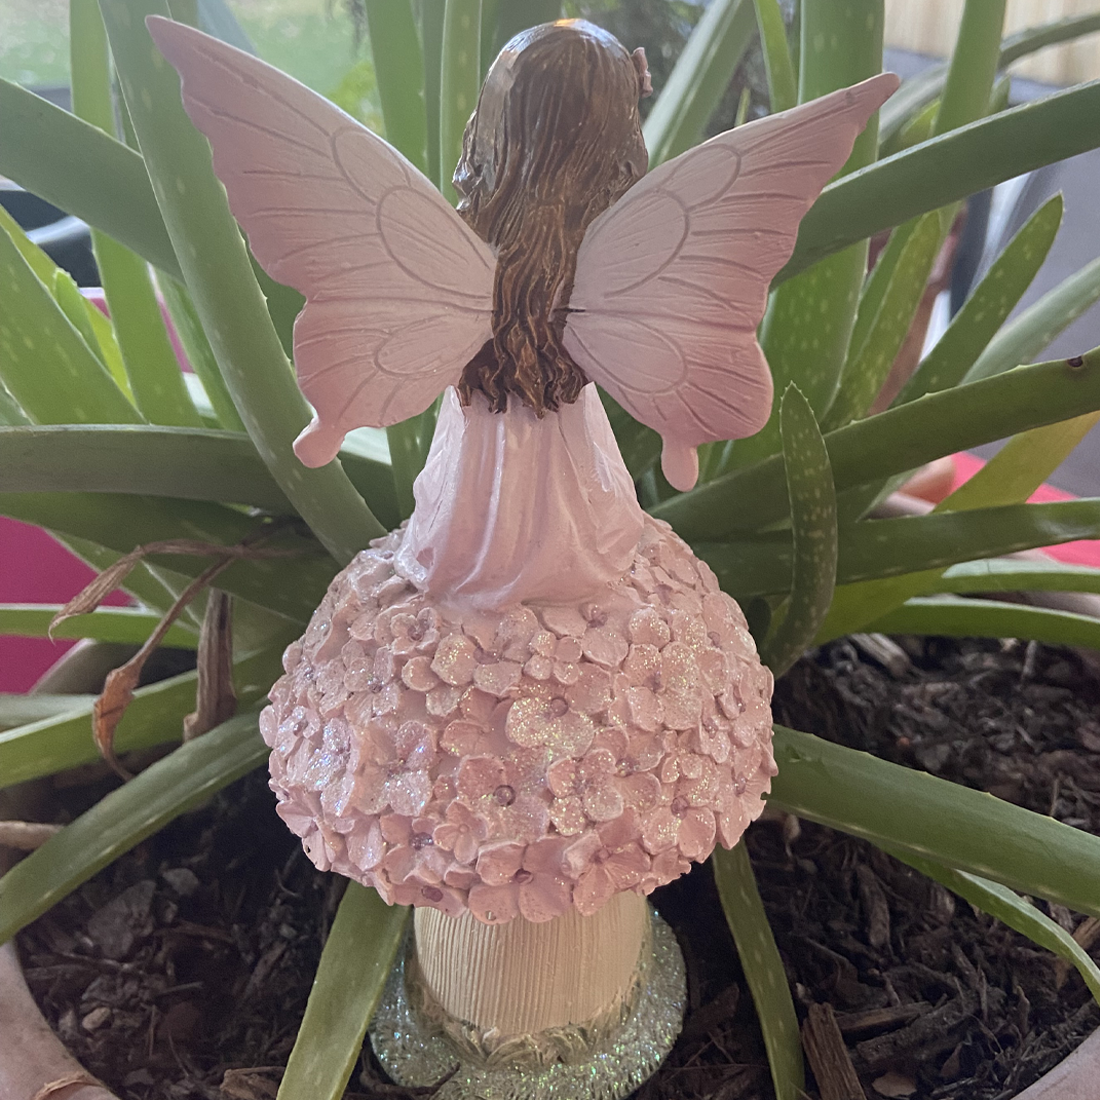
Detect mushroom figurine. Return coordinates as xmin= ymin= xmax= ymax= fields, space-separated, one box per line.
xmin=151 ymin=16 xmax=896 ymax=1098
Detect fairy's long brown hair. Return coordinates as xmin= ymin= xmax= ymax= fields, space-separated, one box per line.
xmin=454 ymin=20 xmax=649 ymax=414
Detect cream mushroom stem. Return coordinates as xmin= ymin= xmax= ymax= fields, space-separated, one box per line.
xmin=412 ymin=891 xmax=649 ymax=1056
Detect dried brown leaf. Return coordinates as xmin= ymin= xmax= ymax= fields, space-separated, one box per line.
xmin=184 ymin=590 xmax=236 ymax=741
xmin=50 ymin=531 xmax=300 ymax=638
xmin=94 ymin=661 xmax=140 ymax=780
xmin=86 ymin=522 xmax=296 ymax=771
xmin=49 ymin=548 xmax=144 ymax=637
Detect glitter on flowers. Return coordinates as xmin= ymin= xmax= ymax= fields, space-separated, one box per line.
xmin=260 ymin=515 xmax=775 ymax=923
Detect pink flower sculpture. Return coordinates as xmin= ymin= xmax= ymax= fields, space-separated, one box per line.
xmin=261 ymin=514 xmax=776 ymax=923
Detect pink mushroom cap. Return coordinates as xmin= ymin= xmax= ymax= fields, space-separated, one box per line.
xmin=260 ymin=516 xmax=775 ymax=924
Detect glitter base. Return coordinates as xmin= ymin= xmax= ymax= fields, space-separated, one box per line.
xmin=370 ymin=908 xmax=686 ymax=1100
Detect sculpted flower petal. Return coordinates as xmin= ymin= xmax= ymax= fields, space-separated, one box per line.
xmin=677 ymin=808 xmax=717 ymax=862
xmin=641 ymin=807 xmax=678 ymax=854
xmin=468 ymin=881 xmax=520 ymax=924
xmin=582 ymin=781 xmax=624 ymax=822
xmin=476 ymin=840 xmax=525 ymax=885
xmin=574 ymin=864 xmax=616 ymax=916
xmin=606 ymin=841 xmax=650 ymax=891
xmin=518 ymin=872 xmax=572 ymax=922
xmin=456 ymin=755 xmax=507 ymax=801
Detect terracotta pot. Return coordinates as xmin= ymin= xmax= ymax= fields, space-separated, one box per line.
xmin=0 ymin=942 xmax=119 ymax=1100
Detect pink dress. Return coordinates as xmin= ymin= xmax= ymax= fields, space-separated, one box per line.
xmin=397 ymin=386 xmax=645 ymax=609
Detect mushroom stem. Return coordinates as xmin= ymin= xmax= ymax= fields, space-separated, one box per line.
xmin=412 ymin=891 xmax=649 ymax=1053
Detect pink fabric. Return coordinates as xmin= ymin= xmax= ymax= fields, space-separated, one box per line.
xmin=398 ymin=387 xmax=645 ymax=609
xmin=0 ymin=520 xmax=126 ymax=692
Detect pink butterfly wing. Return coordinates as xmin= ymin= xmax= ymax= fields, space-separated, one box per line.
xmin=564 ymin=73 xmax=899 ymax=490
xmin=148 ymin=17 xmax=495 ymax=467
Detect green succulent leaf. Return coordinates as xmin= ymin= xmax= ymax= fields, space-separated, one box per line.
xmin=80 ymin=295 xmax=130 ymax=396
xmin=72 ymin=0 xmax=202 ymax=429
xmin=0 ymin=491 xmax=334 ymax=623
xmin=936 ymin=558 xmax=1100 ymax=597
xmin=932 ymin=0 xmax=1005 ymax=136
xmin=762 ymin=387 xmax=837 ymax=676
xmin=0 ymin=77 xmax=181 ymax=278
xmin=880 ymin=10 xmax=1100 ymax=146
xmin=386 ymin=421 xmax=424 ymax=521
xmin=769 ymin=725 xmax=1100 ymax=920
xmin=897 ymin=194 xmax=1063 ymax=404
xmin=0 ymin=425 xmax=291 ymax=509
xmin=752 ymin=0 xmax=796 ymax=114
xmin=88 ymin=236 xmax=201 ymax=425
xmin=883 ymin=850 xmax=1100 ymax=1006
xmin=643 ymin=0 xmax=756 ymax=166
xmin=278 ymin=887 xmax=408 ymax=1100
xmin=879 ymin=98 xmax=937 ymax=158
xmin=0 ymin=694 xmax=98 ymax=732
xmin=702 ymin=497 xmax=1100 ymax=599
xmin=0 ymin=203 xmax=55 ymax=285
xmin=835 ymin=174 xmax=1053 ymax=552
xmin=740 ymin=0 xmax=884 ymax=469
xmin=0 ymin=604 xmax=197 ymax=647
xmin=878 ymin=65 xmax=946 ymax=149
xmin=364 ymin=0 xmax=429 ymax=176
xmin=1000 ymin=12 xmax=1100 ymax=66
xmin=0 ymin=711 xmax=268 ymax=946
xmin=0 ymin=386 xmax=27 ymax=428
xmin=847 ymin=219 xmax=914 ymax=376
xmin=826 ymin=211 xmax=942 ymax=431
xmin=0 ymin=223 xmax=142 ymax=426
xmin=824 ymin=348 xmax=1100 ymax=636
xmin=420 ymin=0 xmax=446 ymax=189
xmin=966 ymin=254 xmax=1100 ymax=384
xmin=602 ymin=390 xmax=662 ymax=480
xmin=865 ymin=596 xmax=1100 ymax=652
xmin=659 ymin=350 xmax=1100 ymax=541
xmin=158 ymin=276 xmax=247 ymax=432
xmin=946 ymin=414 xmax=1100 ymax=513
xmin=440 ymin=0 xmax=483 ymax=204
xmin=713 ymin=844 xmax=805 ymax=1100
xmin=782 ymin=79 xmax=1100 ymax=284
xmin=0 ymin=424 xmax=397 ymax=530
xmin=50 ymin=267 xmax=122 ymax=387
xmin=0 ymin=188 xmax=128 ymax=399
xmin=0 ymin=647 xmax=282 ymax=791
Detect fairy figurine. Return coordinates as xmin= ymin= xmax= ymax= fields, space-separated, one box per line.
xmin=152 ymin=16 xmax=895 ymax=1098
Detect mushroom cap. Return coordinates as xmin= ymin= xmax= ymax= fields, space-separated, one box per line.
xmin=260 ymin=516 xmax=774 ymax=924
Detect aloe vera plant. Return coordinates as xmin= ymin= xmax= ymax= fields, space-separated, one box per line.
xmin=3 ymin=2 xmax=1100 ymax=1098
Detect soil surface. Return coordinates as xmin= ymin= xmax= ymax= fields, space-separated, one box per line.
xmin=17 ymin=635 xmax=1100 ymax=1100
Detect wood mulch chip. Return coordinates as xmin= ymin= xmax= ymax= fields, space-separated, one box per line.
xmin=16 ymin=635 xmax=1100 ymax=1099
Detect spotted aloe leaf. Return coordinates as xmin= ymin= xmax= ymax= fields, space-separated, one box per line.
xmin=762 ymin=386 xmax=836 ymax=677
